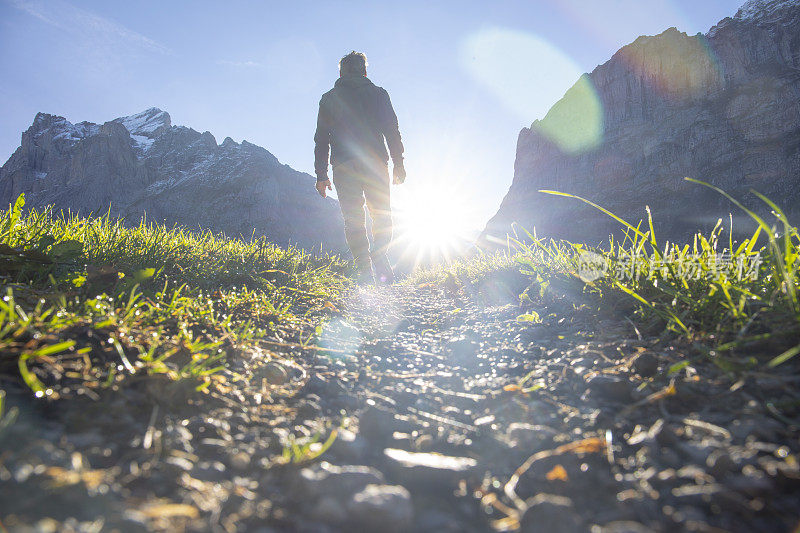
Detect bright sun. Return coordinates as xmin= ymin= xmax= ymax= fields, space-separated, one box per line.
xmin=391 ymin=181 xmax=477 ymax=266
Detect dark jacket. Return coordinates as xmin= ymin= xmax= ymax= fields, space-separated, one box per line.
xmin=314 ymin=75 xmax=403 ymax=180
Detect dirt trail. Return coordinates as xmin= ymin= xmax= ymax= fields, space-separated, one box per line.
xmin=1 ymin=282 xmax=799 ymax=532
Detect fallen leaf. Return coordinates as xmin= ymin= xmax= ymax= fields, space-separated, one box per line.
xmin=546 ymin=464 xmax=569 ymax=481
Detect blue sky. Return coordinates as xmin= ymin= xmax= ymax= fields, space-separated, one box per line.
xmin=0 ymin=0 xmax=745 ymax=229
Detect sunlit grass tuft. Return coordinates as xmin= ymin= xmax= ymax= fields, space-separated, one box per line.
xmin=0 ymin=194 xmax=350 ymax=399
xmin=515 ymin=179 xmax=799 ymax=367
xmin=405 ymin=252 xmax=518 ymax=287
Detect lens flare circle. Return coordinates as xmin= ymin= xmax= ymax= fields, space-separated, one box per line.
xmin=460 ymin=27 xmax=584 ymax=121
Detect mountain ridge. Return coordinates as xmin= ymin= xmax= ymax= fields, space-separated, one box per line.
xmin=482 ymin=0 xmax=800 ymax=245
xmin=0 ymin=108 xmax=346 ymax=252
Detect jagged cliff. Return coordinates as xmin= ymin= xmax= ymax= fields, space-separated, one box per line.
xmin=483 ymin=0 xmax=800 ymax=244
xmin=0 ymin=108 xmax=346 ymax=252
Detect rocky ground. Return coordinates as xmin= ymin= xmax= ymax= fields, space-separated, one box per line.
xmin=1 ymin=278 xmax=799 ymax=532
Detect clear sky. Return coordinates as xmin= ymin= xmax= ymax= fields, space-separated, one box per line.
xmin=0 ymin=0 xmax=745 ymax=230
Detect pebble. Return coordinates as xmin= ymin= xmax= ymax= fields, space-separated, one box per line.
xmin=585 ymin=375 xmax=632 ymax=402
xmin=306 ymin=374 xmax=347 ymax=397
xmin=383 ymin=448 xmax=478 ymax=488
xmin=295 ymin=399 xmax=322 ymax=420
xmin=632 ymin=353 xmax=659 ymax=376
xmin=706 ymin=450 xmax=737 ymax=478
xmin=230 ymin=451 xmax=251 ymax=471
xmin=347 ymin=484 xmax=413 ymax=532
xmin=254 ymin=362 xmax=288 ymax=386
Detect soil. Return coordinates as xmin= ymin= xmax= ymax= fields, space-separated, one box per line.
xmin=1 ymin=280 xmax=799 ymax=532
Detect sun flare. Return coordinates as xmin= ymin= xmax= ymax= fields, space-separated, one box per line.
xmin=392 ymin=182 xmax=478 ymax=267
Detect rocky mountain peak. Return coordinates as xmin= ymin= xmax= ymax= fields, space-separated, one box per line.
xmin=735 ymin=0 xmax=798 ymax=21
xmin=32 ymin=112 xmax=58 ymax=126
xmin=24 ymin=113 xmax=100 ymax=147
xmin=111 ymin=108 xmax=172 ymax=150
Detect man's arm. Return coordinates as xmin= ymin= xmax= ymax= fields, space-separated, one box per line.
xmin=314 ymin=97 xmax=332 ymax=181
xmin=313 ymin=96 xmax=333 ymax=197
xmin=378 ymin=89 xmax=405 ymax=183
xmin=378 ymin=89 xmax=404 ymax=164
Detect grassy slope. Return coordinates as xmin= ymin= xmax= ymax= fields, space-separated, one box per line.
xmin=3 ymin=181 xmax=799 ymax=423
xmin=0 ymin=194 xmax=350 ymax=412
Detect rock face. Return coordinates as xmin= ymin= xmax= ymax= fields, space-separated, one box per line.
xmin=483 ymin=0 xmax=800 ymax=245
xmin=0 ymin=108 xmax=346 ymax=252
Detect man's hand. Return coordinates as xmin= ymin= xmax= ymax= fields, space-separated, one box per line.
xmin=393 ymin=164 xmax=406 ymax=185
xmin=316 ymin=179 xmax=332 ymax=198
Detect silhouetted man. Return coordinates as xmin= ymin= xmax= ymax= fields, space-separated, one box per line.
xmin=314 ymin=51 xmax=405 ymax=284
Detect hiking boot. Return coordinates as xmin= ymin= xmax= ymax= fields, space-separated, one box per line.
xmin=355 ymin=266 xmax=374 ymax=285
xmin=372 ymin=256 xmax=394 ymax=284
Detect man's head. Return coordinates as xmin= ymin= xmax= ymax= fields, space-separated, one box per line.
xmin=339 ymin=51 xmax=367 ymax=77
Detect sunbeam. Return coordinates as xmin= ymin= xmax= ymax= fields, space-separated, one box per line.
xmin=391 ymin=181 xmax=479 ymax=270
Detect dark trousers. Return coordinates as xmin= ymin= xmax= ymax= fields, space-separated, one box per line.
xmin=332 ymin=158 xmax=392 ymax=270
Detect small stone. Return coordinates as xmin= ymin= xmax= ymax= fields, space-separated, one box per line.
xmin=585 ymin=375 xmax=632 ymax=402
xmin=384 ymin=448 xmax=477 ymax=471
xmin=347 ymin=484 xmax=413 ymax=532
xmin=255 ymin=362 xmax=288 ymax=385
xmin=706 ymin=451 xmax=737 ymax=478
xmin=383 ymin=448 xmax=478 ymax=488
xmin=632 ymin=353 xmax=659 ymax=376
xmin=230 ymin=451 xmax=251 ymax=471
xmin=295 ymin=399 xmax=322 ymax=420
xmin=306 ymin=374 xmax=347 ymax=397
